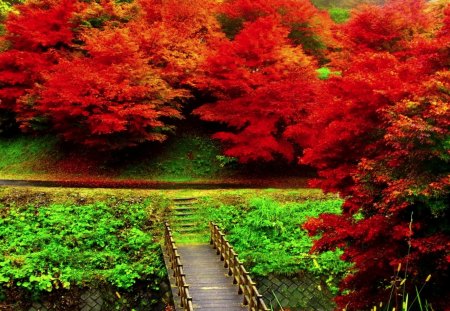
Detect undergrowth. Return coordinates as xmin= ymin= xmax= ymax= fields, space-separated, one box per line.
xmin=0 ymin=193 xmax=167 ymax=310
xmin=205 ymin=197 xmax=350 ymax=294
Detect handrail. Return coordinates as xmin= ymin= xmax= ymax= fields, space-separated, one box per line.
xmin=164 ymin=222 xmax=194 ymax=311
xmin=210 ymin=222 xmax=269 ymax=311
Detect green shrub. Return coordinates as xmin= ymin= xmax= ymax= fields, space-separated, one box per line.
xmin=316 ymin=67 xmax=342 ymax=80
xmin=328 ymin=7 xmax=350 ymax=24
xmin=0 ymin=201 xmax=165 ymax=294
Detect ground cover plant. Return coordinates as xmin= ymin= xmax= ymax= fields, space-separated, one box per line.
xmin=205 ymin=197 xmax=349 ymax=293
xmin=0 ymin=188 xmax=168 ymax=310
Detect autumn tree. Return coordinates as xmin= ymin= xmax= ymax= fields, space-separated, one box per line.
xmin=194 ymin=15 xmax=321 ymax=162
xmin=0 ymin=0 xmax=79 ymax=130
xmin=34 ymin=25 xmax=187 ymax=149
xmin=193 ymin=0 xmax=336 ymax=163
xmin=136 ymin=0 xmax=224 ymax=86
xmin=217 ymin=0 xmax=336 ymax=62
xmin=0 ymin=0 xmax=221 ymax=148
xmin=295 ymin=1 xmax=450 ymax=309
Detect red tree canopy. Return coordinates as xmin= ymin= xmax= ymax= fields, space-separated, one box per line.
xmin=35 ymin=26 xmax=187 ymax=149
xmin=218 ymin=0 xmax=336 ymax=62
xmin=0 ymin=0 xmax=220 ymax=148
xmin=297 ymin=1 xmax=450 ymax=309
xmin=194 ymin=15 xmax=320 ymax=162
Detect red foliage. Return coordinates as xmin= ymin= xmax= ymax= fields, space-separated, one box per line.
xmin=298 ymin=1 xmax=450 ymax=309
xmin=35 ymin=26 xmax=185 ymax=149
xmin=137 ymin=0 xmax=224 ymax=85
xmin=5 ymin=0 xmax=76 ymax=50
xmin=0 ymin=0 xmax=80 ymax=126
xmin=343 ymin=0 xmax=431 ymax=52
xmin=219 ymin=0 xmax=336 ymax=60
xmin=0 ymin=0 xmax=220 ymax=148
xmin=194 ymin=15 xmax=320 ymax=162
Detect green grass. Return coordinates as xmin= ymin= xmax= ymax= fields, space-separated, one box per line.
xmin=0 ymin=133 xmax=235 ymax=181
xmin=0 ymin=136 xmax=59 ymax=178
xmin=119 ymin=132 xmax=229 ymax=181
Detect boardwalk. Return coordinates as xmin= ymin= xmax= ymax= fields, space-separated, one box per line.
xmin=176 ymin=244 xmax=246 ymax=311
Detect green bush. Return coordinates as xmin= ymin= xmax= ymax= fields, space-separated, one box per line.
xmin=328 ymin=7 xmax=350 ymax=24
xmin=0 ymin=200 xmax=165 ymax=295
xmin=206 ymin=198 xmax=350 ymax=293
xmin=316 ymin=67 xmax=342 ymax=80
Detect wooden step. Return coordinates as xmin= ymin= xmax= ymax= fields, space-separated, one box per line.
xmin=172 ymin=205 xmax=199 ymax=210
xmin=171 ymin=222 xmax=198 ymax=227
xmin=173 ymin=227 xmax=203 ymax=233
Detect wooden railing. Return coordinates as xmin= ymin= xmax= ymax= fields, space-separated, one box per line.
xmin=210 ymin=222 xmax=269 ymax=311
xmin=164 ymin=222 xmax=194 ymax=311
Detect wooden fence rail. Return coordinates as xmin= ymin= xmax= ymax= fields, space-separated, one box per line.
xmin=210 ymin=222 xmax=269 ymax=311
xmin=164 ymin=222 xmax=194 ymax=311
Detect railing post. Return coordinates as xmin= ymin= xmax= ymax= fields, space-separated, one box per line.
xmin=209 ymin=221 xmax=269 ymax=311
xmin=164 ymin=223 xmax=194 ymax=311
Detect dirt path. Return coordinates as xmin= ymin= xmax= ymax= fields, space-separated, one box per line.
xmin=0 ymin=178 xmax=310 ymax=189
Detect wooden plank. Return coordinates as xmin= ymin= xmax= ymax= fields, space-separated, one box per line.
xmin=178 ymin=244 xmax=247 ymax=311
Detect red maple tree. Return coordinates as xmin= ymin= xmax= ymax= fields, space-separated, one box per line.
xmin=194 ymin=15 xmax=321 ymax=162
xmin=35 ymin=25 xmax=186 ymax=149
xmin=0 ymin=0 xmax=220 ymax=148
xmin=0 ymin=0 xmax=79 ymax=129
xmin=298 ymin=1 xmax=450 ymax=309
xmin=218 ymin=0 xmax=336 ymax=62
